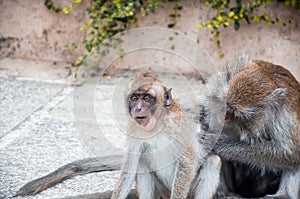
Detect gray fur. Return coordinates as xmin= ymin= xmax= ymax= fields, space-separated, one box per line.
xmin=225 ymin=54 xmax=251 ymax=79
xmin=16 ymin=58 xmax=299 ymax=199
xmin=16 ymin=155 xmax=124 ymax=197
xmin=200 ymin=57 xmax=300 ymax=198
xmin=111 ymin=113 xmax=221 ymax=199
xmin=112 ymin=70 xmax=222 ymax=199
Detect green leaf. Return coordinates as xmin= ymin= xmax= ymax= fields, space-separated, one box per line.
xmin=225 ymin=0 xmax=230 ymax=8
xmin=234 ymin=21 xmax=240 ymax=31
xmin=230 ymin=7 xmax=239 ymax=14
xmin=173 ymin=5 xmax=183 ymax=10
xmin=220 ymin=11 xmax=227 ymax=17
xmin=253 ymin=15 xmax=260 ymax=21
xmin=168 ymin=23 xmax=176 ymax=28
xmin=63 ymin=8 xmax=70 ymax=14
xmin=169 ymin=14 xmax=176 ymax=18
xmin=242 ymin=13 xmax=249 ymax=24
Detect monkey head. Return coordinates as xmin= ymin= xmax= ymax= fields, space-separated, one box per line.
xmin=127 ymin=69 xmax=173 ymax=131
xmin=223 ymin=62 xmax=291 ymax=140
xmin=227 ymin=66 xmax=287 ymax=119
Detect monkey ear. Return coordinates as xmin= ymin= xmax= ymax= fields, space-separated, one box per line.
xmin=164 ymin=88 xmax=173 ymax=107
xmin=241 ymin=88 xmax=286 ymax=119
xmin=266 ymin=88 xmax=286 ymax=107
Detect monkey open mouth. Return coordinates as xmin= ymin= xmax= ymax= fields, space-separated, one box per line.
xmin=135 ymin=116 xmax=147 ymax=120
xmin=134 ymin=116 xmax=149 ymax=126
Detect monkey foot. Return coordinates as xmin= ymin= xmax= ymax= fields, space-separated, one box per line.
xmin=263 ymin=193 xmax=289 ymax=199
xmin=160 ymin=194 xmax=170 ymax=199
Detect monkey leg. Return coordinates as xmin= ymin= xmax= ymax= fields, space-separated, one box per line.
xmin=263 ymin=194 xmax=289 ymax=199
xmin=136 ymin=172 xmax=155 ymax=198
xmin=15 ymin=155 xmax=124 ymax=196
xmin=263 ymin=166 xmax=300 ymax=199
xmin=190 ymin=154 xmax=221 ymax=199
xmin=136 ymin=161 xmax=169 ymax=199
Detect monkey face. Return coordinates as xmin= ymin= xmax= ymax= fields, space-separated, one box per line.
xmin=128 ymin=90 xmax=157 ymax=129
xmin=127 ymin=69 xmax=173 ymax=131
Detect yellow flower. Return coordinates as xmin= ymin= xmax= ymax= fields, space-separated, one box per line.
xmin=228 ymin=11 xmax=235 ymax=18
xmin=217 ymin=15 xmax=223 ymax=22
xmin=197 ymin=22 xmax=206 ymax=28
xmin=63 ymin=8 xmax=70 ymax=14
xmin=253 ymin=15 xmax=260 ymax=21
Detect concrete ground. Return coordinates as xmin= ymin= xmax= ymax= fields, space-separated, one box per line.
xmin=0 ymin=58 xmax=204 ymax=199
xmin=0 ymin=60 xmax=118 ymax=199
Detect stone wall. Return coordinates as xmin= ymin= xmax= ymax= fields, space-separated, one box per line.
xmin=0 ymin=0 xmax=299 ymax=79
xmin=0 ymin=0 xmax=88 ymax=63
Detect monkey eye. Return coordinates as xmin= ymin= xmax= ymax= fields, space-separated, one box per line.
xmin=143 ymin=94 xmax=153 ymax=101
xmin=130 ymin=95 xmax=138 ymax=101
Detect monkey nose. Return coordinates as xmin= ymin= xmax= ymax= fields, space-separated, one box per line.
xmin=136 ymin=101 xmax=143 ymax=111
xmin=135 ymin=107 xmax=142 ymax=113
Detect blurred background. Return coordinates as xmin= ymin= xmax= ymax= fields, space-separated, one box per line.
xmin=0 ymin=0 xmax=299 ymax=79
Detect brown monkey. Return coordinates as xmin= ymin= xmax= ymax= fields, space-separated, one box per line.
xmin=111 ymin=68 xmax=221 ymax=199
xmin=18 ymin=58 xmax=300 ymax=199
xmin=15 ymin=70 xmax=221 ymax=199
xmin=199 ymin=56 xmax=300 ymax=199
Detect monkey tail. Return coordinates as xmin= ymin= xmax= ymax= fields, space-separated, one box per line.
xmin=59 ymin=189 xmax=138 ymax=199
xmin=15 ymin=154 xmax=124 ymax=197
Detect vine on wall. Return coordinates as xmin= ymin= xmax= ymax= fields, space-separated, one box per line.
xmin=199 ymin=0 xmax=299 ymax=57
xmin=44 ymin=0 xmax=299 ymax=64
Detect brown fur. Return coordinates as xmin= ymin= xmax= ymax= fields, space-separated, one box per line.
xmin=204 ymin=57 xmax=300 ymax=198
xmin=252 ymin=60 xmax=300 ymax=118
xmin=112 ymin=69 xmax=221 ymax=199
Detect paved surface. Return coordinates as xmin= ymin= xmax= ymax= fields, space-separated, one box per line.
xmin=0 ymin=63 xmax=204 ymax=199
xmin=0 ymin=76 xmax=121 ymax=199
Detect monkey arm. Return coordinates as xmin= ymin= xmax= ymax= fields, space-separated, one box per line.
xmin=111 ymin=143 xmax=142 ymax=199
xmin=214 ymin=134 xmax=299 ymax=170
xmin=170 ymin=149 xmax=195 ymax=199
xmin=111 ymin=170 xmax=137 ymax=199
